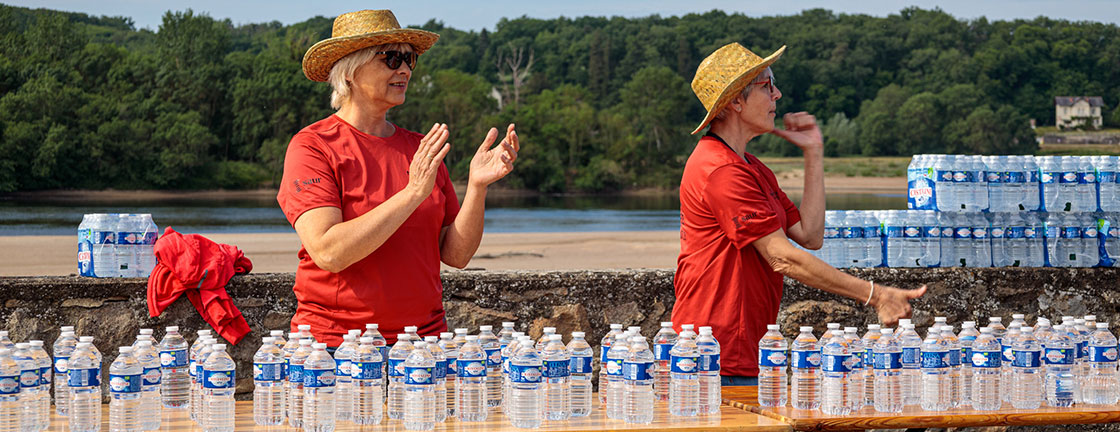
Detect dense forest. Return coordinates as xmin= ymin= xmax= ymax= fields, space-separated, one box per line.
xmin=0 ymin=5 xmax=1117 ymax=192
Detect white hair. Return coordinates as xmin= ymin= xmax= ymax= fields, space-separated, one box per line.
xmin=712 ymin=68 xmax=774 ymax=122
xmin=328 ymin=43 xmax=413 ymax=109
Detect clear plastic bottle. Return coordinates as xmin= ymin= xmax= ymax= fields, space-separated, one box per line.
xmin=498 ymin=322 xmax=516 ymax=351
xmin=623 ymin=336 xmax=655 ymax=424
xmin=24 ymin=340 xmax=49 ymax=431
xmin=499 ymin=333 xmax=518 ymax=415
xmin=820 ymin=326 xmax=852 ymax=416
xmin=898 ymin=323 xmax=922 ymax=406
xmin=192 ymin=337 xmax=215 ymax=423
xmin=333 ymin=333 xmax=357 ymax=422
xmin=791 ymin=326 xmax=821 ymax=410
xmin=133 ymin=340 xmax=161 ymax=430
xmin=253 ymin=336 xmax=285 ymax=426
xmin=652 ymin=322 xmax=677 ymax=402
xmin=423 ymin=336 xmax=448 ymax=423
xmin=1010 ymin=326 xmax=1043 ymax=409
xmin=598 ymin=323 xmax=622 ymax=404
xmin=939 ymin=325 xmax=961 ymax=408
xmin=387 ymin=334 xmax=414 ymax=421
xmin=971 ymin=327 xmax=1002 ymax=410
xmin=606 ymin=330 xmax=632 ymax=419
xmin=566 ymin=332 xmax=593 ymax=417
xmin=0 ymin=348 xmax=19 ymax=432
xmin=438 ymin=332 xmax=458 ymax=419
xmin=68 ymin=342 xmax=101 ymax=432
xmin=201 ymin=344 xmax=235 ymax=432
xmin=1044 ymin=324 xmax=1077 ymax=407
xmin=477 ymin=325 xmax=502 ymax=409
xmin=52 ymin=328 xmax=77 ymax=416
xmin=536 ymin=327 xmax=557 ymax=353
xmin=843 ymin=327 xmax=864 ymax=412
xmin=861 ymin=325 xmax=881 ymax=406
xmin=361 ymin=324 xmax=388 ymax=383
xmin=669 ymin=332 xmax=699 ymax=416
xmin=299 ymin=324 xmax=317 ymax=344
xmin=508 ymin=339 xmax=542 ymax=429
xmin=158 ymin=326 xmax=190 ymax=409
xmin=1083 ymin=322 xmax=1119 ymax=405
xmin=540 ymin=335 xmax=570 ymax=421
xmin=302 ymin=343 xmax=336 ymax=432
xmin=131 ymin=329 xmax=153 ymax=352
xmin=1075 ymin=318 xmax=1092 ymax=399
xmin=757 ymin=324 xmax=788 ymax=407
xmin=12 ymin=343 xmax=37 ymax=432
xmin=696 ymin=327 xmax=721 ymax=414
xmin=872 ymin=328 xmax=902 ymax=413
xmin=287 ymin=338 xmax=313 ymax=428
xmin=1000 ymin=322 xmax=1021 ymax=403
xmin=456 ymin=335 xmax=487 ymax=422
xmin=352 ymin=336 xmax=384 ymax=425
xmin=919 ymin=328 xmax=950 ymax=411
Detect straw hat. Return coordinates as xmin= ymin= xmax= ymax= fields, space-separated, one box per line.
xmin=302 ymin=10 xmax=440 ymax=82
xmin=690 ymin=43 xmax=786 ymax=135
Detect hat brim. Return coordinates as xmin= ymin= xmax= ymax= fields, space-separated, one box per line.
xmin=302 ymin=28 xmax=440 ymax=82
xmin=691 ymin=46 xmax=786 ymax=135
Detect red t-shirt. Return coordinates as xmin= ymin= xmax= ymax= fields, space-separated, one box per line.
xmin=672 ymin=135 xmax=801 ymax=377
xmin=277 ymin=115 xmax=459 ymax=347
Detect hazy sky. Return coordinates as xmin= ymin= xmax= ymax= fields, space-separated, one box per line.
xmin=5 ymin=0 xmax=1118 ymax=31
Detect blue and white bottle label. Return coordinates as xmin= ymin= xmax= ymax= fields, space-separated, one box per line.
xmin=67 ymin=368 xmax=100 ymax=388
xmin=287 ymin=364 xmax=303 ymax=383
xmin=901 ymin=347 xmax=920 ymax=365
xmin=253 ymin=363 xmax=283 ymax=382
xmin=920 ymin=351 xmax=948 ymax=369
xmin=1090 ymin=346 xmax=1119 ymax=363
xmin=142 ymin=367 xmax=161 ymax=386
xmin=433 ymin=360 xmax=447 ymax=380
xmin=655 ymin=343 xmax=672 ymax=361
xmin=570 ymin=356 xmax=592 ymax=374
xmin=0 ymin=375 xmax=18 ymax=395
xmin=1012 ymin=350 xmax=1041 ymax=368
xmin=947 ymin=349 xmax=961 ymax=367
xmin=821 ymin=354 xmax=852 ymax=373
xmin=39 ymin=367 xmax=50 ymax=386
xmin=543 ymin=360 xmax=569 ymax=378
xmin=1001 ymin=344 xmax=1013 ymax=362
xmin=1044 ymin=348 xmax=1075 ymax=365
xmin=335 ymin=361 xmax=352 ymax=380
xmin=1079 ymin=341 xmax=1088 ymax=359
xmin=352 ymin=361 xmax=383 ymax=380
xmin=53 ymin=356 xmax=69 ymax=374
xmin=600 ymin=346 xmax=610 ymax=364
xmin=160 ymin=349 xmax=188 ymax=368
xmin=109 ymin=374 xmax=141 ymax=393
xmin=203 ymin=370 xmax=235 ymax=389
xmin=700 ymin=353 xmax=721 ymax=372
xmin=485 ymin=349 xmax=501 ymax=368
xmin=670 ymin=355 xmax=698 ymax=373
xmin=18 ymin=369 xmax=37 ymax=388
xmin=387 ymin=359 xmax=405 ymax=378
xmin=403 ymin=366 xmax=432 ymax=385
xmin=758 ymin=348 xmax=787 ymax=367
xmin=623 ymin=361 xmax=653 ymax=381
xmin=457 ymin=360 xmax=486 ymax=378
xmin=509 ymin=364 xmax=542 ymax=384
xmin=303 ymin=368 xmax=335 ymax=388
xmin=606 ymin=358 xmax=624 ymax=377
xmin=970 ymin=351 xmax=1000 ymax=368
xmin=791 ymin=349 xmax=819 ymax=369
xmin=961 ymin=347 xmax=972 ymax=361
xmin=873 ymin=352 xmax=902 ymax=370
xmin=850 ymin=351 xmax=863 ymax=369
xmin=445 ymin=358 xmax=457 ymax=377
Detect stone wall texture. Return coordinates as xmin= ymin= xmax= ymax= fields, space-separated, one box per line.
xmin=1 ymin=268 xmax=1119 ymax=431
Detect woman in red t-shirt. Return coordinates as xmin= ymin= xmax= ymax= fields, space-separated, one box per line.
xmin=674 ymin=43 xmax=926 ymax=384
xmin=276 ymin=10 xmax=520 ymax=347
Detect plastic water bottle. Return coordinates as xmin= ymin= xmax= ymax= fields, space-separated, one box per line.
xmin=191 ymin=337 xmax=215 ymax=423
xmin=157 ymin=326 xmax=189 ymax=410
xmin=456 ymin=335 xmax=487 ymax=422
xmin=88 ymin=214 xmax=118 ymax=277
xmin=791 ymin=326 xmax=820 ymax=410
xmin=606 ymin=330 xmax=631 ymax=419
xmin=132 ymin=340 xmax=161 ymax=430
xmin=1076 ymin=318 xmax=1093 ymax=394
xmin=361 ymin=324 xmax=387 ymax=381
xmin=253 ymin=337 xmax=284 ymax=426
xmin=114 ymin=214 xmax=140 ymax=277
xmin=332 ymin=333 xmax=357 ymax=422
xmin=919 ymin=328 xmax=950 ymax=411
xmin=499 ymin=333 xmax=519 ymax=415
xmin=352 ymin=336 xmax=384 ymax=425
xmin=508 ymin=339 xmax=541 ymax=428
xmin=201 ymin=344 xmax=235 ymax=432
xmin=387 ymin=334 xmax=413 ymax=421
xmin=302 ymin=343 xmax=336 ymax=432
xmin=843 ymin=327 xmax=864 ymax=412
xmin=897 ymin=323 xmax=922 ymax=405
xmin=958 ymin=322 xmax=980 ymax=407
xmin=422 ymin=336 xmax=447 ymax=423
xmin=135 ymin=214 xmax=159 ymax=277
xmin=1081 ymin=214 xmax=1101 ymax=267
xmin=540 ymin=334 xmax=570 ymax=421
xmin=475 ymin=326 xmax=501 ymax=409
xmin=68 ymin=342 xmax=101 ymax=432
xmin=652 ymin=322 xmax=676 ymax=402
xmin=566 ymin=332 xmax=592 ymax=417
xmin=1084 ymin=322 xmax=1119 ymax=404
xmin=970 ymin=327 xmax=1001 ymax=410
xmin=401 ymin=340 xmax=434 ymax=431
xmin=437 ymin=332 xmax=457 ymax=418
xmin=757 ymin=324 xmax=788 ymax=407
xmin=12 ymin=343 xmax=37 ymax=432
xmin=938 ymin=325 xmax=962 ymax=408
xmin=872 ymin=328 xmax=902 ymax=413
xmin=669 ymin=332 xmax=699 ymax=416
xmin=598 ymin=323 xmax=622 ymax=404
xmin=287 ymin=338 xmax=312 ymax=428
xmin=498 ymin=322 xmax=516 ymax=350
xmin=1044 ymin=324 xmax=1077 ymax=407
xmin=860 ymin=325 xmax=881 ymax=406
xmin=0 ymin=348 xmax=19 ymax=432
xmin=696 ymin=327 xmax=721 ymax=414
xmin=1099 ymin=156 xmax=1119 ymax=212
xmin=23 ymin=341 xmax=48 ymax=431
xmin=52 ymin=328 xmax=77 ymax=416
xmin=622 ymin=336 xmax=654 ymax=424
xmin=820 ymin=326 xmax=852 ymax=416
xmin=188 ymin=329 xmax=213 ymax=421
xmin=1010 ymin=326 xmax=1042 ymax=409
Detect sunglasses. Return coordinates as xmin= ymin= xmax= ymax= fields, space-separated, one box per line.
xmin=375 ymin=50 xmax=418 ymax=70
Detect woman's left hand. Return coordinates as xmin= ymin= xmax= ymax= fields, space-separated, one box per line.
xmin=468 ymin=123 xmax=520 ymax=188
xmin=770 ymin=112 xmax=823 ymax=153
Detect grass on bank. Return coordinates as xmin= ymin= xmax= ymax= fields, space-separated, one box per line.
xmin=761 ymin=157 xmax=911 ymax=178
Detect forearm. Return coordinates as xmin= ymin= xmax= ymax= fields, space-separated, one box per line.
xmin=440 ymin=182 xmax=488 ymax=268
xmin=798 ymin=147 xmax=825 ymax=239
xmin=770 ymin=245 xmax=876 ymax=305
xmin=310 ymin=189 xmax=425 ymax=272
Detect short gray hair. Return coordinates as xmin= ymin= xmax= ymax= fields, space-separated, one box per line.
xmin=328 ymin=43 xmax=413 ymax=109
xmin=712 ymin=68 xmax=773 ymax=122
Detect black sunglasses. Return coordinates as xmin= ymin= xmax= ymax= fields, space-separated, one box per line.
xmin=375 ymin=50 xmax=418 ymax=70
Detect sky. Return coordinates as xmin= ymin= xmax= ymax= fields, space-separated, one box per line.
xmin=4 ymin=0 xmax=1119 ymax=31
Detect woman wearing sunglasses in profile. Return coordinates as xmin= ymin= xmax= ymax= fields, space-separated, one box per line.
xmin=278 ymin=10 xmax=520 ymax=348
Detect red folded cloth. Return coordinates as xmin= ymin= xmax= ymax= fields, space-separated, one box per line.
xmin=147 ymin=227 xmax=253 ymax=345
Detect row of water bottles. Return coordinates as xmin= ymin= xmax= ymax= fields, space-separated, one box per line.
xmin=756 ymin=313 xmax=1120 ymax=415
xmin=813 ymin=210 xmax=1119 ymax=268
xmin=77 ymin=214 xmax=159 ymax=278
xmin=907 ymin=154 xmax=1120 ymax=213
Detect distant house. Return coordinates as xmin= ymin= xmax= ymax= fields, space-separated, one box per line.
xmin=1055 ymin=96 xmax=1104 ymax=130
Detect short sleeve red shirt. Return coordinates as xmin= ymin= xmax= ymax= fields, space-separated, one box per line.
xmin=276 ymin=115 xmax=459 ymax=347
xmin=672 ymin=135 xmax=801 ymax=377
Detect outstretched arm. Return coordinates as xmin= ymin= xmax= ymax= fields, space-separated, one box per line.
xmin=440 ymin=124 xmax=520 ymax=268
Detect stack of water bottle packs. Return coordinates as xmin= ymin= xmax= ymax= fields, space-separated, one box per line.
xmin=76 ymin=213 xmax=160 ymax=278
xmin=810 ymin=154 xmax=1120 ymax=268
xmin=757 ymin=314 xmax=1120 ymax=415
xmin=18 ymin=321 xmax=722 ymax=431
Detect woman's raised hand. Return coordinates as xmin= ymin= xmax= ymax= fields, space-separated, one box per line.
xmin=468 ymin=124 xmax=520 ymax=188
xmin=770 ymin=112 xmax=823 ymax=153
xmin=407 ymin=123 xmax=451 ymax=199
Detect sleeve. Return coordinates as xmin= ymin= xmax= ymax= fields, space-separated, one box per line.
xmin=777 ymin=187 xmax=802 ymax=229
xmin=276 ymin=133 xmax=342 ymax=227
xmin=438 ymin=163 xmax=460 ymax=227
xmin=703 ymin=164 xmax=783 ymax=249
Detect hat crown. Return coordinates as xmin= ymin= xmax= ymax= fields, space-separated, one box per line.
xmin=332 ymin=9 xmax=403 ymax=39
xmin=691 ymin=43 xmax=765 ymax=112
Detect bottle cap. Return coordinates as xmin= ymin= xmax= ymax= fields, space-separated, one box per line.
xmin=424 ymin=336 xmax=438 ymax=343
xmin=406 ymin=326 xmax=419 ymax=333
xmin=826 ymin=323 xmax=840 ymax=329
xmin=300 ymin=339 xmax=312 ymax=346
xmin=661 ymin=322 xmax=673 ymax=327
xmin=610 ymin=324 xmax=623 ymax=330
xmin=139 ymin=329 xmax=153 ymax=335
xmin=548 ymin=334 xmax=562 ymax=341
xmin=934 ymin=317 xmax=947 ymax=322
xmin=699 ymin=327 xmax=713 ymax=335
xmin=845 ymin=327 xmax=857 ymax=333
xmin=262 ymin=337 xmax=275 ymax=344
xmin=366 ymin=323 xmax=379 ymax=329
xmin=311 ymin=343 xmax=324 ymax=350
xmin=881 ymin=328 xmax=893 ymax=335
xmin=868 ymin=324 xmax=881 ymax=330
xmin=298 ymin=325 xmax=312 ymax=331
xmin=454 ymin=328 xmax=467 ymax=334
xmin=271 ymin=330 xmax=285 ymax=336
xmin=29 ymin=341 xmax=42 ymax=347
xmin=980 ymin=327 xmax=992 ymax=333
xmin=572 ymin=332 xmax=585 ymax=338
xmin=360 ymin=337 xmax=374 ymax=344
xmin=543 ymin=327 xmax=556 ymax=333
xmin=479 ymin=325 xmax=492 ymax=332
xmin=343 ymin=334 xmax=356 ymax=341
xmin=1021 ymin=327 xmax=1033 ymax=333
xmin=799 ymin=326 xmax=814 ymax=332
xmin=397 ymin=334 xmax=409 ymax=340
xmin=348 ymin=329 xmax=362 ymax=337
xmin=1086 ymin=315 xmax=1097 ymax=321
xmin=766 ymin=324 xmax=780 ymax=331
xmin=989 ymin=317 xmax=1002 ymax=323
xmin=166 ymin=326 xmax=179 ymax=332
xmin=61 ymin=326 xmax=75 ymax=332
xmin=1012 ymin=314 xmax=1025 ymax=320
xmin=79 ymin=336 xmax=94 ymax=343
xmin=502 ymin=322 xmax=515 ymax=328
xmin=119 ymin=346 xmax=131 ymax=353
xmin=440 ymin=332 xmax=453 ymax=339
xmin=213 ymin=344 xmax=227 ymax=351
xmin=198 ymin=330 xmax=212 ymax=336
xmin=1098 ymin=323 xmax=1110 ymax=329
xmin=466 ymin=335 xmax=479 ymax=341
xmin=681 ymin=324 xmax=695 ymax=330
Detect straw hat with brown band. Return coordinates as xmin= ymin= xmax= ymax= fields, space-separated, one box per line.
xmin=302 ymin=9 xmax=440 ymax=82
xmin=690 ymin=43 xmax=786 ymax=135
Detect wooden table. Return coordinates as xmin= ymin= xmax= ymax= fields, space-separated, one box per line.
xmin=723 ymin=386 xmax=1120 ymax=431
xmin=44 ymin=395 xmax=792 ymax=431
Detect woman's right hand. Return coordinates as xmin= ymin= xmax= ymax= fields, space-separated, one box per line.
xmin=873 ymin=284 xmax=927 ymax=327
xmin=406 ymin=123 xmax=451 ymax=201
